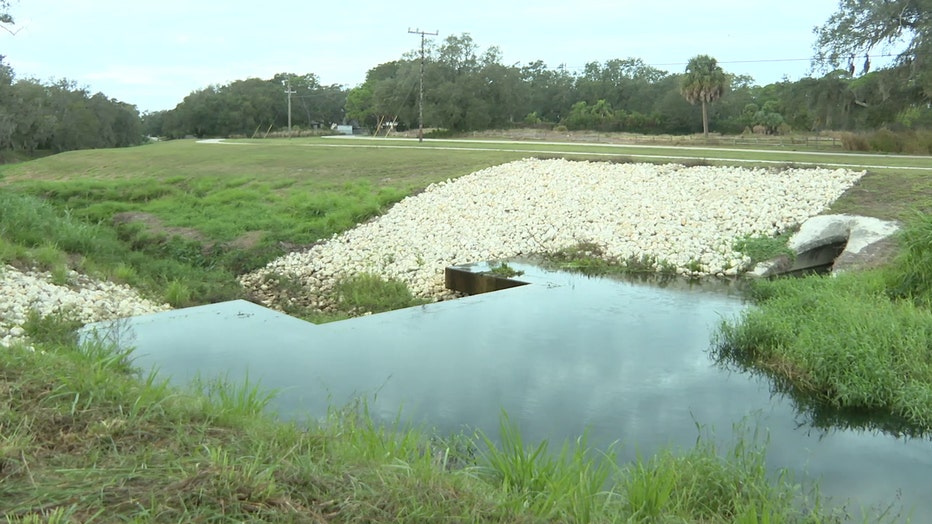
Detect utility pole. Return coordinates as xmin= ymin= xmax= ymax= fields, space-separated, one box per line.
xmin=408 ymin=28 xmax=438 ymax=142
xmin=285 ymin=76 xmax=296 ymax=135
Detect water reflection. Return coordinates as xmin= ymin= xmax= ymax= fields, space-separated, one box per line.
xmin=84 ymin=263 xmax=932 ymax=519
xmin=715 ymin=355 xmax=928 ymax=440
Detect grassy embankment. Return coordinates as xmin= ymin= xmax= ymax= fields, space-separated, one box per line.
xmin=6 ymin=137 xmax=927 ymax=317
xmin=1 ymin=136 xmax=929 ymax=520
xmin=1 ymin=316 xmax=840 ymax=522
xmin=715 ymin=213 xmax=932 ymax=435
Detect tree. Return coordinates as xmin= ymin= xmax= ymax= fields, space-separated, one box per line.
xmin=520 ymin=61 xmax=575 ymax=123
xmin=814 ymin=0 xmax=932 ymax=99
xmin=0 ymin=0 xmax=14 ymax=34
xmin=680 ymin=55 xmax=729 ymax=136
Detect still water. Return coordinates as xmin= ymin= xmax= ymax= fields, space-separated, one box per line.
xmin=88 ymin=263 xmax=932 ymax=518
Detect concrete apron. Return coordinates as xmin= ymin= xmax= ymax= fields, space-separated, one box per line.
xmin=750 ymin=214 xmax=901 ymax=277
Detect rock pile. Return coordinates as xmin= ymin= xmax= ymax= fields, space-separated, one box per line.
xmin=0 ymin=266 xmax=169 ymax=348
xmin=242 ymin=158 xmax=864 ymax=312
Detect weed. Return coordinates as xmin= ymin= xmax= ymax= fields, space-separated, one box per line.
xmin=334 ymin=272 xmax=428 ymax=314
xmin=547 ymin=242 xmax=612 ymax=275
xmin=480 ymin=413 xmax=618 ymax=520
xmin=29 ymin=242 xmax=67 ymax=271
xmin=733 ymin=232 xmax=795 ymax=266
xmin=49 ymin=264 xmax=71 ymax=286
xmin=840 ymin=132 xmax=870 ymax=151
xmin=547 ymin=243 xmax=678 ymax=277
xmin=888 ymin=211 xmax=932 ymax=307
xmin=22 ymin=308 xmax=82 ymax=348
xmin=190 ymin=373 xmax=278 ymax=426
xmin=110 ymin=262 xmax=138 ymax=284
xmin=164 ymin=279 xmax=192 ymax=307
xmin=685 ymin=257 xmax=704 ymax=274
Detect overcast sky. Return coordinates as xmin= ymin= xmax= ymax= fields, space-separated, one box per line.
xmin=1 ymin=1 xmax=870 ymax=113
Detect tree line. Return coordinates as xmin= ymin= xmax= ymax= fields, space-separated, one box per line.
xmin=149 ymin=18 xmax=930 ymax=139
xmin=144 ymin=73 xmax=346 ymax=139
xmin=0 ymin=57 xmax=145 ymax=154
xmin=0 ymin=0 xmax=929 ymax=153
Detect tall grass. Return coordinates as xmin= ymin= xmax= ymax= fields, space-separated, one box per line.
xmin=716 ymin=214 xmax=932 ymax=432
xmin=0 ymin=312 xmax=849 ymax=522
xmin=480 ymin=413 xmax=618 ymax=521
xmin=888 ymin=212 xmax=932 ymax=307
xmin=334 ymin=272 xmax=428 ymax=314
xmin=839 ymin=129 xmax=932 ymax=154
xmin=0 ymin=189 xmax=245 ymax=305
xmin=620 ymin=422 xmax=819 ymax=522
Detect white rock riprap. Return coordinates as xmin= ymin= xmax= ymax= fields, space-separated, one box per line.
xmin=241 ymin=158 xmax=865 ymax=311
xmin=0 ymin=265 xmax=170 ymax=348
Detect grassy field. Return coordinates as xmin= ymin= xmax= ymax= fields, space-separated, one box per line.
xmin=0 ymin=135 xmax=929 ymax=520
xmin=0 ymin=136 xmax=928 ymax=310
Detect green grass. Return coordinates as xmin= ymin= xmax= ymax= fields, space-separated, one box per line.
xmin=546 ymin=241 xmax=679 ymax=277
xmin=0 ymin=136 xmax=928 ymax=313
xmin=1 ymin=136 xmax=926 ymax=520
xmin=0 ymin=318 xmax=849 ymax=522
xmin=888 ymin=212 xmax=932 ymax=307
xmin=715 ymin=215 xmax=932 ymax=433
xmin=733 ymin=231 xmax=796 ymax=267
xmin=0 ymin=140 xmax=526 ymax=309
xmin=334 ymin=272 xmax=428 ymax=315
xmin=0 ymin=190 xmax=241 ymax=305
xmin=309 ymin=135 xmax=932 ymax=170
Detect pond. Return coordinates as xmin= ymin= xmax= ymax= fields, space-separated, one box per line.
xmin=86 ymin=262 xmax=932 ymax=518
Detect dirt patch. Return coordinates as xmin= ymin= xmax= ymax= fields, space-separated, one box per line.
xmin=114 ymin=212 xmax=270 ymax=247
xmin=228 ymin=230 xmax=265 ymax=251
xmin=113 ymin=212 xmax=208 ymax=244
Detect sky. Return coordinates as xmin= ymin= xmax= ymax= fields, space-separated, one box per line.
xmin=0 ymin=0 xmax=883 ymax=113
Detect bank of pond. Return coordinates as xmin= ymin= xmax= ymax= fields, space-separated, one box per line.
xmin=77 ymin=219 xmax=932 ymax=521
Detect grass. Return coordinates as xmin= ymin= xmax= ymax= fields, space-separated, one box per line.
xmin=0 ymin=140 xmax=525 ymax=310
xmin=0 ymin=190 xmax=242 ymax=305
xmin=715 ymin=214 xmax=932 ymax=433
xmin=0 ymin=134 xmax=929 ymax=520
xmin=0 ymin=136 xmax=927 ymax=312
xmin=733 ymin=231 xmax=796 ymax=267
xmin=334 ymin=272 xmax=428 ymax=315
xmin=546 ymin=241 xmax=679 ymax=277
xmin=0 ymin=317 xmax=847 ymax=522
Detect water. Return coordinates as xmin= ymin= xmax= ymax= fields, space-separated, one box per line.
xmin=86 ymin=263 xmax=932 ymax=518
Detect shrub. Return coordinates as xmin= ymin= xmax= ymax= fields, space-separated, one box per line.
xmin=839 ymin=132 xmax=869 ymax=151
xmin=868 ymin=128 xmax=906 ymax=153
xmin=904 ymin=129 xmax=932 ymax=154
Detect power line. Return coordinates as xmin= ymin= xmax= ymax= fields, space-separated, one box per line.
xmin=408 ymin=28 xmax=438 ymax=142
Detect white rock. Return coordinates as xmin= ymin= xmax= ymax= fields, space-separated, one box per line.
xmin=240 ymin=159 xmax=864 ymax=312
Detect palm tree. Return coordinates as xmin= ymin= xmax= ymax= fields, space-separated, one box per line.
xmin=680 ymin=55 xmax=729 ymax=137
